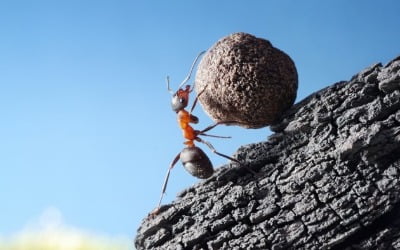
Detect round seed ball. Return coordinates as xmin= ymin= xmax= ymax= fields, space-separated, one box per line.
xmin=195 ymin=32 xmax=298 ymax=128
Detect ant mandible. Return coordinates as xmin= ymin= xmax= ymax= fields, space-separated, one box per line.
xmin=155 ymin=51 xmax=242 ymax=211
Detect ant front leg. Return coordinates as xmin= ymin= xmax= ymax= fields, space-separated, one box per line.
xmin=152 ymin=152 xmax=181 ymax=215
xmin=189 ymin=84 xmax=208 ymax=114
xmin=187 ymin=86 xmax=209 ymax=124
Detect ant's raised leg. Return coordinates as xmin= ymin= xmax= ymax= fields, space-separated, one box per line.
xmin=189 ymin=84 xmax=207 ymax=114
xmin=155 ymin=152 xmax=181 ymax=211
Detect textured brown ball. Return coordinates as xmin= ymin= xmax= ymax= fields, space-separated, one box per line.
xmin=195 ymin=32 xmax=298 ymax=128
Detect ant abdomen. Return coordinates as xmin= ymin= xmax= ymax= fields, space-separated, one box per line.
xmin=180 ymin=146 xmax=213 ymax=179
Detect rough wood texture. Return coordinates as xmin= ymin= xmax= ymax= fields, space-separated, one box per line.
xmin=135 ymin=56 xmax=400 ymax=250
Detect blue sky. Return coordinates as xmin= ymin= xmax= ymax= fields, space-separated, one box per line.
xmin=0 ymin=0 xmax=399 ymax=243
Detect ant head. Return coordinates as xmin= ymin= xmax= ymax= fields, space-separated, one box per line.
xmin=166 ymin=51 xmax=206 ymax=112
xmin=171 ymin=85 xmax=191 ymax=112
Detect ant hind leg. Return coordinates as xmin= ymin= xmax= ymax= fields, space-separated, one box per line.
xmin=196 ymin=138 xmax=256 ymax=175
xmin=196 ymin=138 xmax=240 ymax=164
xmin=154 ymin=152 xmax=181 ymax=213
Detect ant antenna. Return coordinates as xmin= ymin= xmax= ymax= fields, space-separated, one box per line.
xmin=177 ymin=51 xmax=206 ymax=90
xmin=166 ymin=76 xmax=174 ymax=94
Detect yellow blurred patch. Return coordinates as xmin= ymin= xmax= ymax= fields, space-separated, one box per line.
xmin=0 ymin=207 xmax=133 ymax=250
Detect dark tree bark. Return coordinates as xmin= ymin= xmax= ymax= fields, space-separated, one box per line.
xmin=135 ymin=56 xmax=400 ymax=250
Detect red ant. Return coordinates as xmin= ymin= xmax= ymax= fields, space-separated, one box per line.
xmin=154 ymin=51 xmax=243 ymax=212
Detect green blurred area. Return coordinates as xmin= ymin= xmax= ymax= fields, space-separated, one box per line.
xmin=0 ymin=229 xmax=133 ymax=250
xmin=0 ymin=243 xmax=130 ymax=250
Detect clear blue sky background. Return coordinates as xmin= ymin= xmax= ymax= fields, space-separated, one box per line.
xmin=1 ymin=0 xmax=399 ymax=241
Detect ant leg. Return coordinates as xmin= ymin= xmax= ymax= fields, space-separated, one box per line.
xmin=156 ymin=152 xmax=181 ymax=210
xmin=200 ymin=133 xmax=231 ymax=139
xmin=196 ymin=137 xmax=241 ymax=164
xmin=198 ymin=121 xmax=237 ymax=135
xmin=189 ymin=85 xmax=207 ymax=114
xmin=197 ymin=138 xmax=257 ymax=175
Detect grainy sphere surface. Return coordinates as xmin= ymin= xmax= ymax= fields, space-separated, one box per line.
xmin=195 ymin=32 xmax=298 ymax=128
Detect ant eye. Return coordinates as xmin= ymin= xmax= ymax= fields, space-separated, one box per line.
xmin=179 ymin=98 xmax=185 ymax=103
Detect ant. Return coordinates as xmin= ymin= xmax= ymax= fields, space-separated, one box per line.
xmin=154 ymin=51 xmax=244 ymax=213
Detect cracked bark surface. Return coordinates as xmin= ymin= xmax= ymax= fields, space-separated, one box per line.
xmin=135 ymin=56 xmax=400 ymax=250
